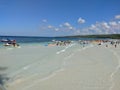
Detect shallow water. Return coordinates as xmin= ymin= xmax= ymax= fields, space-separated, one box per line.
xmin=0 ymin=40 xmax=120 ymax=90
xmin=0 ymin=42 xmax=84 ymax=85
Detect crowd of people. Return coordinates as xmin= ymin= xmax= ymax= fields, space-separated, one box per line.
xmin=55 ymin=41 xmax=71 ymax=46
xmin=48 ymin=39 xmax=120 ymax=48
xmin=92 ymin=39 xmax=120 ymax=48
xmin=78 ymin=39 xmax=120 ymax=48
xmin=107 ymin=40 xmax=120 ymax=48
xmin=48 ymin=40 xmax=71 ymax=46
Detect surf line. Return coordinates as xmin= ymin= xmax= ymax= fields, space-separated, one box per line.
xmin=56 ymin=43 xmax=75 ymax=54
xmin=108 ymin=49 xmax=120 ymax=90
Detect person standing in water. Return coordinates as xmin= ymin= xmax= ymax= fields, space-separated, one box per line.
xmin=12 ymin=40 xmax=19 ymax=47
xmin=12 ymin=40 xmax=16 ymax=47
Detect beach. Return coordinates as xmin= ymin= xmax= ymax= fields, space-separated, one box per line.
xmin=0 ymin=0 xmax=120 ymax=89
xmin=0 ymin=41 xmax=120 ymax=90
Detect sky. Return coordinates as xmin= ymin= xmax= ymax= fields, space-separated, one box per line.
xmin=0 ymin=0 xmax=120 ymax=36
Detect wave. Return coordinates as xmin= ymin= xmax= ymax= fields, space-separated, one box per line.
xmin=56 ymin=43 xmax=75 ymax=54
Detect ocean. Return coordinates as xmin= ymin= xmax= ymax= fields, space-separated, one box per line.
xmin=0 ymin=35 xmax=102 ymax=44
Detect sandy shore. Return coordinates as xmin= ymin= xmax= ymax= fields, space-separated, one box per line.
xmin=2 ymin=44 xmax=120 ymax=90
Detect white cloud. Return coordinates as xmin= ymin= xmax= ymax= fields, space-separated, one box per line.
xmin=69 ymin=26 xmax=73 ymax=30
xmin=102 ymin=22 xmax=110 ymax=29
xmin=63 ymin=22 xmax=71 ymax=27
xmin=84 ymin=21 xmax=120 ymax=34
xmin=48 ymin=25 xmax=53 ymax=29
xmin=40 ymin=15 xmax=120 ymax=35
xmin=62 ymin=22 xmax=74 ymax=30
xmin=115 ymin=15 xmax=120 ymax=19
xmin=91 ymin=24 xmax=96 ymax=28
xmin=109 ymin=21 xmax=117 ymax=26
xmin=78 ymin=17 xmax=85 ymax=24
xmin=89 ymin=24 xmax=96 ymax=30
xmin=55 ymin=28 xmax=59 ymax=31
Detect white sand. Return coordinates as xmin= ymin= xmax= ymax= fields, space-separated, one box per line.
xmin=1 ymin=44 xmax=120 ymax=90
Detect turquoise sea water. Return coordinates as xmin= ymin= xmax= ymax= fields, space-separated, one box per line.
xmin=0 ymin=35 xmax=103 ymax=44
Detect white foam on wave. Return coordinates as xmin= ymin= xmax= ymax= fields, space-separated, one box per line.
xmin=56 ymin=49 xmax=65 ymax=54
xmin=56 ymin=44 xmax=75 ymax=54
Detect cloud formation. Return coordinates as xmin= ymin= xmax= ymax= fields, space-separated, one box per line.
xmin=79 ymin=21 xmax=120 ymax=35
xmin=115 ymin=15 xmax=120 ymax=19
xmin=78 ymin=17 xmax=85 ymax=24
xmin=109 ymin=21 xmax=117 ymax=26
xmin=40 ymin=15 xmax=120 ymax=36
xmin=62 ymin=22 xmax=74 ymax=30
xmin=48 ymin=25 xmax=54 ymax=29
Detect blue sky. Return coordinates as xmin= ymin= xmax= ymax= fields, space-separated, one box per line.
xmin=0 ymin=0 xmax=120 ymax=36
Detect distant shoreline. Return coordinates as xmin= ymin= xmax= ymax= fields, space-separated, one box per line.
xmin=62 ymin=34 xmax=120 ymax=39
xmin=0 ymin=34 xmax=120 ymax=39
